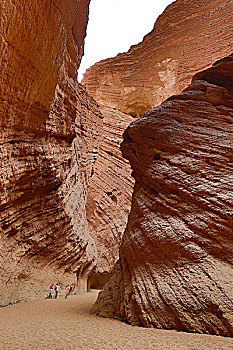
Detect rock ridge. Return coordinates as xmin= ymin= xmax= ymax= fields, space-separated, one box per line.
xmin=91 ymin=54 xmax=233 ymax=337
xmin=82 ymin=0 xmax=233 ymax=117
xmin=0 ymin=0 xmax=104 ymax=305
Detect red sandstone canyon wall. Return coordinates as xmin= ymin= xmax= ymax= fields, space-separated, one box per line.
xmin=82 ymin=0 xmax=233 ymax=291
xmin=1 ymin=0 xmax=233 ymax=319
xmin=0 ymin=0 xmax=103 ymax=305
xmin=92 ymin=55 xmax=233 ymax=336
xmin=82 ymin=0 xmax=233 ymax=117
xmin=86 ymin=107 xmax=134 ymax=288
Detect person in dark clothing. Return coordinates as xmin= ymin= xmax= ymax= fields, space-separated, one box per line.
xmin=65 ymin=285 xmax=70 ymax=299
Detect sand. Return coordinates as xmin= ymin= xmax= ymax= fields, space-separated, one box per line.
xmin=0 ymin=290 xmax=233 ymax=350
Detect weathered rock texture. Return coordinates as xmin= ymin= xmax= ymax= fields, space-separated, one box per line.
xmin=92 ymin=55 xmax=233 ymax=336
xmin=86 ymin=107 xmax=134 ymax=288
xmin=0 ymin=0 xmax=103 ymax=305
xmin=82 ymin=0 xmax=233 ymax=117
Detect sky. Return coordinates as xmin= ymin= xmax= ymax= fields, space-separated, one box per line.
xmin=78 ymin=0 xmax=174 ymax=81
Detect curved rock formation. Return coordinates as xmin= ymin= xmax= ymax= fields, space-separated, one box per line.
xmin=0 ymin=0 xmax=103 ymax=305
xmin=82 ymin=0 xmax=233 ymax=117
xmin=86 ymin=107 xmax=134 ymax=288
xmin=92 ymin=55 xmax=233 ymax=336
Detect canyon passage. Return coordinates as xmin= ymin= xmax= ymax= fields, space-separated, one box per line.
xmin=0 ymin=0 xmax=233 ymax=348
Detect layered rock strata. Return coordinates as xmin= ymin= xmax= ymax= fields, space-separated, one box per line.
xmin=0 ymin=0 xmax=103 ymax=305
xmin=82 ymin=0 xmax=233 ymax=117
xmin=86 ymin=107 xmax=134 ymax=288
xmin=92 ymin=55 xmax=233 ymax=336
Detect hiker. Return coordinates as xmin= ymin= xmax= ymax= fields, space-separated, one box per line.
xmin=65 ymin=285 xmax=70 ymax=299
xmin=55 ymin=283 xmax=60 ymax=299
xmin=69 ymin=284 xmax=75 ymax=294
xmin=48 ymin=284 xmax=54 ymax=299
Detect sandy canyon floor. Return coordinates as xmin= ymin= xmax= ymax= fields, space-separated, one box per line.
xmin=0 ymin=290 xmax=233 ymax=350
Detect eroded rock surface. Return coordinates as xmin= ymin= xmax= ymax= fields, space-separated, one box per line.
xmin=92 ymin=55 xmax=233 ymax=336
xmin=0 ymin=0 xmax=103 ymax=305
xmin=86 ymin=107 xmax=134 ymax=288
xmin=82 ymin=0 xmax=233 ymax=117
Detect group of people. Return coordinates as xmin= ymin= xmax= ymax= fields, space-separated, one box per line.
xmin=48 ymin=283 xmax=73 ymax=299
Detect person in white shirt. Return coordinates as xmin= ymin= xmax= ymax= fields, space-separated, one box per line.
xmin=55 ymin=283 xmax=60 ymax=299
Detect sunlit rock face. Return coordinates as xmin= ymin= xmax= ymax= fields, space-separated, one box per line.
xmin=92 ymin=55 xmax=233 ymax=336
xmin=86 ymin=107 xmax=134 ymax=288
xmin=0 ymin=0 xmax=103 ymax=305
xmin=82 ymin=0 xmax=233 ymax=117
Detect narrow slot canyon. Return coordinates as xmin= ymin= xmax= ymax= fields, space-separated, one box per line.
xmin=0 ymin=0 xmax=233 ymax=348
